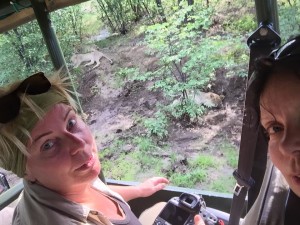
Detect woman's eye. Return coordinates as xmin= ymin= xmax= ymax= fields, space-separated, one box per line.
xmin=266 ymin=125 xmax=283 ymax=135
xmin=41 ymin=140 xmax=54 ymax=151
xmin=67 ymin=118 xmax=76 ymax=131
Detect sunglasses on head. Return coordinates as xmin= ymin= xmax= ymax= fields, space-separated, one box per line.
xmin=0 ymin=72 xmax=51 ymax=124
xmin=270 ymin=35 xmax=300 ymax=60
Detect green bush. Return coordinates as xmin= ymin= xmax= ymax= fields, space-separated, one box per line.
xmin=143 ymin=111 xmax=168 ymax=138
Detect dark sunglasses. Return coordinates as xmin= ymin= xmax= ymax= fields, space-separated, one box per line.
xmin=270 ymin=35 xmax=300 ymax=60
xmin=0 ymin=72 xmax=51 ymax=123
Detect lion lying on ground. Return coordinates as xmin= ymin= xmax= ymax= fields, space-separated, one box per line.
xmin=71 ymin=50 xmax=113 ymax=69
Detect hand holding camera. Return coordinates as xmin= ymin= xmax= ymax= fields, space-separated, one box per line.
xmin=153 ymin=193 xmax=221 ymax=225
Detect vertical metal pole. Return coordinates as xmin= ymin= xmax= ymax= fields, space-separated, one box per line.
xmin=30 ymin=0 xmax=84 ymax=114
xmin=30 ymin=0 xmax=67 ymax=71
xmin=254 ymin=0 xmax=280 ymax=33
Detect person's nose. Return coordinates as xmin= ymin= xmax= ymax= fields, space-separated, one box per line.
xmin=279 ymin=126 xmax=300 ymax=155
xmin=65 ymin=132 xmax=85 ymax=156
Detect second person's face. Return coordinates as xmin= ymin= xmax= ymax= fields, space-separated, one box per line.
xmin=260 ymin=72 xmax=300 ymax=196
xmin=25 ymin=103 xmax=101 ymax=195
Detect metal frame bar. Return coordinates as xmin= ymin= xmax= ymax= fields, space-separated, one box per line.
xmin=246 ymin=0 xmax=281 ymax=208
xmin=31 ymin=0 xmax=67 ymax=71
xmin=0 ymin=181 xmax=23 ymax=210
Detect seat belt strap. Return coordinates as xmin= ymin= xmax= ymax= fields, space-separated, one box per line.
xmin=228 ymin=24 xmax=280 ymax=225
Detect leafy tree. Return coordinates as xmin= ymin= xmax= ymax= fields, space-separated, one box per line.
xmin=277 ymin=0 xmax=300 ymax=42
xmin=97 ymin=0 xmax=129 ymax=34
xmin=0 ymin=6 xmax=83 ymax=83
xmin=95 ymin=0 xmax=165 ymax=33
xmin=141 ymin=3 xmax=247 ymax=122
xmin=143 ymin=4 xmax=216 ymax=121
xmin=155 ymin=0 xmax=167 ymax=22
xmin=53 ymin=5 xmax=84 ymax=44
xmin=0 ymin=23 xmax=48 ymax=83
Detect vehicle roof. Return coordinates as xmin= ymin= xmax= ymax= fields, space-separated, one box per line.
xmin=0 ymin=0 xmax=88 ymax=33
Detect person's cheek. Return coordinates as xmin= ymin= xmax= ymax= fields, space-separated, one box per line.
xmin=268 ymin=143 xmax=280 ymax=165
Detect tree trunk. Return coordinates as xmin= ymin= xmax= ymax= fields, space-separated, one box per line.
xmin=155 ymin=0 xmax=167 ymax=22
xmin=8 ymin=29 xmax=33 ymax=71
xmin=97 ymin=0 xmax=117 ymax=32
xmin=187 ymin=0 xmax=194 ymax=5
xmin=178 ymin=0 xmax=194 ymax=6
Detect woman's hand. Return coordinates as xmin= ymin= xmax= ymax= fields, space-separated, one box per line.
xmin=137 ymin=177 xmax=169 ymax=198
xmin=109 ymin=177 xmax=169 ymax=201
xmin=194 ymin=215 xmax=205 ymax=225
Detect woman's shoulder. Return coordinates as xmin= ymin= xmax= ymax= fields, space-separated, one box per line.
xmin=14 ymin=180 xmax=89 ymax=225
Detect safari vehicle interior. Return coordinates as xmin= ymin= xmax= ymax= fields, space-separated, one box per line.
xmin=0 ymin=0 xmax=284 ymax=225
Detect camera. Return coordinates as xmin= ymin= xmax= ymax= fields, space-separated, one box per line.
xmin=153 ymin=193 xmax=219 ymax=225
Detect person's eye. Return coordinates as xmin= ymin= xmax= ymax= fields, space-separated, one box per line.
xmin=266 ymin=124 xmax=283 ymax=135
xmin=67 ymin=118 xmax=77 ymax=131
xmin=41 ymin=140 xmax=55 ymax=152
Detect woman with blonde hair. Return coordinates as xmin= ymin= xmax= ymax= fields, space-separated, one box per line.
xmin=0 ymin=72 xmax=170 ymax=225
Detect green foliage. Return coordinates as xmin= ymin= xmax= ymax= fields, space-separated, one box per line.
xmin=101 ymin=151 xmax=139 ymax=180
xmin=166 ymin=98 xmax=206 ymax=121
xmin=95 ymin=0 xmax=158 ymax=34
xmin=132 ymin=136 xmax=156 ymax=152
xmin=81 ymin=7 xmax=103 ymax=36
xmin=142 ymin=4 xmax=216 ymax=121
xmin=115 ymin=67 xmax=141 ymax=81
xmin=224 ymin=14 xmax=256 ymax=34
xmin=220 ymin=142 xmax=238 ymax=168
xmin=99 ymin=138 xmax=139 ymax=180
xmin=142 ymin=4 xmax=249 ymax=121
xmin=143 ymin=111 xmax=168 ymax=138
xmin=190 ymin=154 xmax=219 ymax=169
xmin=0 ymin=6 xmax=84 ymax=83
xmin=133 ymin=150 xmax=163 ymax=171
xmin=277 ymin=0 xmax=300 ymax=42
xmin=170 ymin=169 xmax=207 ymax=188
xmin=99 ymin=137 xmax=164 ymax=180
xmin=0 ymin=23 xmax=50 ymax=83
xmin=209 ymin=176 xmax=235 ymax=193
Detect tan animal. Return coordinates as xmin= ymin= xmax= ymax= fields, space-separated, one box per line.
xmin=193 ymin=91 xmax=224 ymax=108
xmin=71 ymin=50 xmax=113 ymax=69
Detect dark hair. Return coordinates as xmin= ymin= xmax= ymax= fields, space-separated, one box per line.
xmin=246 ymin=54 xmax=300 ymax=141
xmin=249 ymin=34 xmax=300 ymax=101
xmin=249 ymin=54 xmax=300 ymax=107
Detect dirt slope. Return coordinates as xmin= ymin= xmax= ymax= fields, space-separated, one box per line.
xmin=76 ymin=35 xmax=247 ymax=190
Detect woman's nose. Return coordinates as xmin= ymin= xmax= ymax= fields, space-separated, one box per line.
xmin=65 ymin=132 xmax=85 ymax=155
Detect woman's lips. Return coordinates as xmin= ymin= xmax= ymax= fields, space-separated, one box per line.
xmin=76 ymin=154 xmax=95 ymax=171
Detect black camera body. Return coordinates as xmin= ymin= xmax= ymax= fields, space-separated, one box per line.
xmin=153 ymin=193 xmax=219 ymax=225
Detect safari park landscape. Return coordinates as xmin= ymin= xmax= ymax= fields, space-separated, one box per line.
xmin=1 ymin=0 xmax=300 ymax=194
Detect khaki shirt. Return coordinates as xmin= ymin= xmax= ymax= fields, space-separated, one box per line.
xmin=13 ymin=178 xmax=139 ymax=225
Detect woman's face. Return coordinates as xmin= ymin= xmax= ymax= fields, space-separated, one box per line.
xmin=25 ymin=103 xmax=101 ymax=195
xmin=260 ymin=72 xmax=300 ymax=196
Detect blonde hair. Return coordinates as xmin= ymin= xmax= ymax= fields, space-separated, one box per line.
xmin=0 ymin=72 xmax=78 ymax=177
